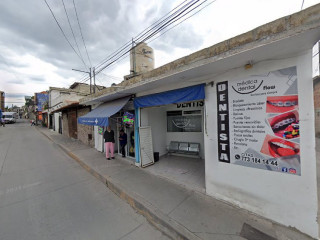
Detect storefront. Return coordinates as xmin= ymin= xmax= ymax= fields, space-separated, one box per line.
xmin=134 ymin=84 xmax=205 ymax=174
xmin=78 ymin=96 xmax=136 ymax=160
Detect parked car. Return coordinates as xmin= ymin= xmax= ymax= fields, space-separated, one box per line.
xmin=3 ymin=112 xmax=18 ymax=123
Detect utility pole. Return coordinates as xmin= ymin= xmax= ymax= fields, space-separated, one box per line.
xmin=93 ymin=67 xmax=96 ymax=94
xmin=132 ymin=38 xmax=136 ymax=75
xmin=89 ymin=67 xmax=92 ymax=94
xmin=72 ymin=68 xmax=92 ymax=94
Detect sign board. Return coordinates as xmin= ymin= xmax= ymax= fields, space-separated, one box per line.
xmin=217 ymin=66 xmax=300 ymax=175
xmin=139 ymin=126 xmax=154 ymax=167
xmin=123 ymin=112 xmax=134 ymax=125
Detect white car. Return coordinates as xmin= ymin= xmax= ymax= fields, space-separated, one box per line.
xmin=3 ymin=112 xmax=17 ymax=123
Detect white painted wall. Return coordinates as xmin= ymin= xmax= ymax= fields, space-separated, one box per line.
xmin=205 ymin=51 xmax=318 ymax=238
xmin=54 ymin=112 xmax=60 ymax=132
xmin=140 ymin=107 xmax=167 ymax=156
xmin=140 ymin=104 xmax=205 ymax=158
xmin=49 ymin=89 xmax=86 ymax=113
xmin=166 ymin=104 xmax=204 ymax=158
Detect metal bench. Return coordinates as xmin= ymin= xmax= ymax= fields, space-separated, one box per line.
xmin=168 ymin=141 xmax=200 ymax=158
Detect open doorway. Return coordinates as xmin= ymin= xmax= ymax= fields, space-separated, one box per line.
xmin=139 ymin=101 xmax=205 ymax=192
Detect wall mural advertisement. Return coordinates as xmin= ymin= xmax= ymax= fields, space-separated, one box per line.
xmin=217 ymin=66 xmax=300 ymax=175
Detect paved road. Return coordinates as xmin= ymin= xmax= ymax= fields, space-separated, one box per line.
xmin=0 ymin=119 xmax=169 ymax=240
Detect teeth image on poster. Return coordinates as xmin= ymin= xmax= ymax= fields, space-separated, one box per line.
xmin=216 ymin=66 xmax=300 ymax=175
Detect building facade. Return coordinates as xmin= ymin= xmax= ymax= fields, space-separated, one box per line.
xmin=0 ymin=91 xmax=5 ymax=111
xmin=76 ymin=5 xmax=320 ymax=238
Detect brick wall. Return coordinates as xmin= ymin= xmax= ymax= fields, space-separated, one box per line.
xmin=62 ymin=112 xmax=69 ymax=138
xmin=77 ymin=107 xmax=94 ymax=147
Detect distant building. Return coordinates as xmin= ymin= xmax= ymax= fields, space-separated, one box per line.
xmin=35 ymin=91 xmax=49 ymax=125
xmin=69 ymin=82 xmax=105 ymax=94
xmin=0 ymin=91 xmax=4 ymax=111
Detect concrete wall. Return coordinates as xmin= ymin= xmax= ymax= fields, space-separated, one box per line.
xmin=140 ymin=103 xmax=205 ymax=158
xmin=77 ymin=107 xmax=94 ymax=147
xmin=49 ymin=89 xmax=86 ymax=112
xmin=140 ymin=107 xmax=167 ymax=156
xmin=54 ymin=112 xmax=60 ymax=133
xmin=205 ymin=51 xmax=318 ymax=238
xmin=166 ymin=103 xmax=204 ymax=158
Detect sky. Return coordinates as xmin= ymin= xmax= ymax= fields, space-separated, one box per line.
xmin=1 ymin=0 xmax=320 ymax=107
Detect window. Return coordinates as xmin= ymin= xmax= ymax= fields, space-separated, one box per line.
xmin=167 ymin=110 xmax=202 ymax=132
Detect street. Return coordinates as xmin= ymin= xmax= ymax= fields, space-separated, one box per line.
xmin=0 ymin=119 xmax=169 ymax=240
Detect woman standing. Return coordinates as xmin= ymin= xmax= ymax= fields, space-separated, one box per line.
xmin=103 ymin=126 xmax=115 ymax=160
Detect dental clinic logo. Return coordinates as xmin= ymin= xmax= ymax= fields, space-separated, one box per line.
xmin=232 ymin=79 xmax=263 ymax=94
xmin=95 ymin=118 xmax=98 ymax=125
xmin=172 ymin=118 xmax=190 ymax=129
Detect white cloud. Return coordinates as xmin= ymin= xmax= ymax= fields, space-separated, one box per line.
xmin=1 ymin=0 xmax=320 ymax=107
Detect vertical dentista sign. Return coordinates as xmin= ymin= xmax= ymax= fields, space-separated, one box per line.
xmin=216 ymin=67 xmax=300 ymax=175
xmin=217 ymin=81 xmax=230 ymax=163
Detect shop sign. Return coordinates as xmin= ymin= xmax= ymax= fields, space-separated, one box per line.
xmin=123 ymin=112 xmax=134 ymax=125
xmin=216 ymin=66 xmax=300 ymax=175
xmin=98 ymin=126 xmax=103 ymax=135
xmin=176 ymin=101 xmax=204 ymax=108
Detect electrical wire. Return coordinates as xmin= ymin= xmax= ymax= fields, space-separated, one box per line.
xmin=61 ymin=0 xmax=88 ymax=69
xmin=133 ymin=0 xmax=196 ymax=47
xmin=95 ymin=0 xmax=197 ymax=73
xmin=73 ymin=0 xmax=92 ymax=67
xmin=94 ymin=0 xmax=191 ymax=69
xmin=81 ymin=0 xmax=215 ymax=84
xmin=148 ymin=0 xmax=217 ymax=44
xmin=141 ymin=0 xmax=204 ymax=43
xmin=43 ymin=0 xmax=88 ymax=70
xmin=100 ymin=72 xmax=122 ymax=81
xmin=95 ymin=0 xmax=210 ymax=74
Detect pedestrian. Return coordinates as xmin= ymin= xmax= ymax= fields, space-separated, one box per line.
xmin=103 ymin=126 xmax=115 ymax=160
xmin=0 ymin=109 xmax=3 ymax=127
xmin=0 ymin=117 xmax=5 ymax=127
xmin=119 ymin=129 xmax=127 ymax=157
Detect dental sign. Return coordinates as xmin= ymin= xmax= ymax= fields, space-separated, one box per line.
xmin=217 ymin=66 xmax=301 ymax=175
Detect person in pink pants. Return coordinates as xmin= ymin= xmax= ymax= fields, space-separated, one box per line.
xmin=103 ymin=126 xmax=115 ymax=160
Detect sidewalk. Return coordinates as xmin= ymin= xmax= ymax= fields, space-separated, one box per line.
xmin=37 ymin=127 xmax=314 ymax=240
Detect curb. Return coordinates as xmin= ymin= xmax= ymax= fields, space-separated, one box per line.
xmin=37 ymin=128 xmax=202 ymax=240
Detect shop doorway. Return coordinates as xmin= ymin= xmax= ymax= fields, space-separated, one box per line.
xmin=139 ymin=102 xmax=205 ymax=192
xmin=115 ymin=116 xmax=135 ymax=160
xmin=68 ymin=110 xmax=77 ymax=139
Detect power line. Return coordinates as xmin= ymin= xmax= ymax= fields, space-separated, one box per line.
xmin=95 ymin=0 xmax=197 ymax=74
xmin=61 ymin=0 xmax=88 ymax=68
xmin=43 ymin=0 xmax=88 ymax=70
xmin=94 ymin=0 xmax=190 ymax=70
xmin=148 ymin=0 xmax=217 ymax=44
xmin=81 ymin=0 xmax=216 ymax=84
xmin=73 ymin=0 xmax=92 ymax=67
xmin=134 ymin=0 xmax=197 ymax=44
xmin=140 ymin=0 xmax=203 ymax=43
xmin=95 ymin=0 xmax=211 ymax=74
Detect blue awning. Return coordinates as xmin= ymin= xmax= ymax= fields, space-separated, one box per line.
xmin=78 ymin=97 xmax=130 ymax=126
xmin=134 ymin=84 xmax=205 ymax=108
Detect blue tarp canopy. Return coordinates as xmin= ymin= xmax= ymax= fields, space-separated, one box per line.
xmin=78 ymin=97 xmax=130 ymax=126
xmin=134 ymin=84 xmax=205 ymax=108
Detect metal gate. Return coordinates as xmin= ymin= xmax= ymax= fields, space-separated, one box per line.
xmin=139 ymin=126 xmax=154 ymax=167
